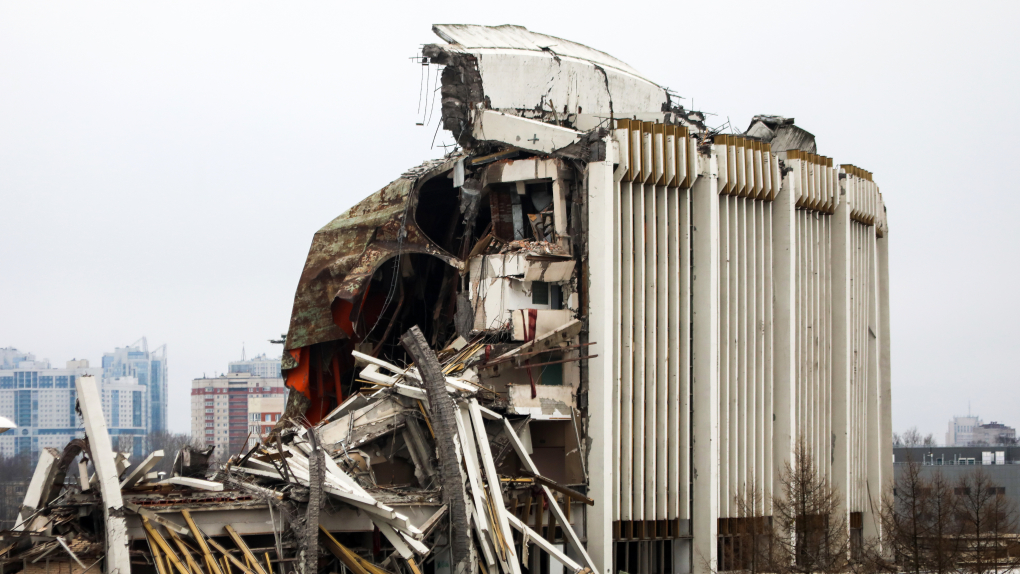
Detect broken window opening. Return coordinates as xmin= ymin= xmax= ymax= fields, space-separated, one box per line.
xmin=414 ymin=171 xmax=464 ymax=256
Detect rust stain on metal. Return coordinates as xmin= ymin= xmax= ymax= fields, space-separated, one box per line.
xmin=284 ymin=156 xmax=464 ymax=351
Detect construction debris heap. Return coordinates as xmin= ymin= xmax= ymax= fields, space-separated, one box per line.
xmin=2 ymin=23 xmax=892 ymax=574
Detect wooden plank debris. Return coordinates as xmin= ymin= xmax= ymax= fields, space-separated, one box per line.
xmin=181 ymin=510 xmax=224 ymax=574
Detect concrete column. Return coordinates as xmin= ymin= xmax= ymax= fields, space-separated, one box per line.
xmin=830 ymin=173 xmax=852 ymax=520
xmin=14 ymin=447 xmax=59 ymax=531
xmin=877 ymin=229 xmax=893 ymax=499
xmin=771 ymin=155 xmax=798 ymax=500
xmin=76 ymin=375 xmax=131 ymax=574
xmin=586 ymin=142 xmax=616 ymax=574
xmin=691 ymin=148 xmax=719 ymax=574
xmin=864 ymin=229 xmax=882 ymax=542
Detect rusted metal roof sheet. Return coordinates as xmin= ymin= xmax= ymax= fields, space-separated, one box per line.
xmin=284 ymin=155 xmax=463 ymax=351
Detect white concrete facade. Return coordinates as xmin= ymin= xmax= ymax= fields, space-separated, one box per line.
xmin=585 ymin=124 xmax=892 ymax=573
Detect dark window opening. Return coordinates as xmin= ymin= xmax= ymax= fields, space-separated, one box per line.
xmin=532 ymin=282 xmax=549 ymax=305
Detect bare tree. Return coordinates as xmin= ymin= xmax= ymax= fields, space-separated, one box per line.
xmin=771 ymin=438 xmax=851 ymax=574
xmin=0 ymin=453 xmax=37 ymax=529
xmin=880 ymin=460 xmax=931 ymax=574
xmin=876 ymin=463 xmax=963 ymax=574
xmin=717 ymin=475 xmax=778 ymax=574
xmin=114 ymin=435 xmax=135 ymax=454
xmin=955 ymin=469 xmax=1020 ymax=574
xmin=901 ymin=427 xmax=923 ymax=448
xmin=927 ymin=470 xmax=963 ymax=574
xmin=0 ymin=452 xmax=36 ymax=484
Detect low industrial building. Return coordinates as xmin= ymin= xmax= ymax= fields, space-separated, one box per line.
xmin=894 ymin=446 xmax=1020 ymax=515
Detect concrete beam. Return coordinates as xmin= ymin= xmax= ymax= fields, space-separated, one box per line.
xmin=771 ymin=153 xmax=798 ymax=510
xmin=76 ymin=374 xmax=131 ymax=574
xmin=691 ymin=146 xmax=720 ymax=574
xmin=472 ymin=110 xmax=582 ymax=155
xmin=120 ymin=450 xmax=164 ymax=489
xmin=15 ymin=447 xmax=59 ymax=531
xmin=585 ymin=146 xmax=616 ymax=574
xmin=830 ymin=172 xmax=852 ymax=520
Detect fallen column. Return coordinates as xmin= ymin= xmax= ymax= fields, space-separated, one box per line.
xmin=401 ymin=325 xmax=476 ymax=574
xmin=76 ymin=374 xmax=131 ymax=574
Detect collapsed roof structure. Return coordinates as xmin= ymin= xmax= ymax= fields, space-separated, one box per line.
xmin=2 ymin=23 xmax=892 ymax=574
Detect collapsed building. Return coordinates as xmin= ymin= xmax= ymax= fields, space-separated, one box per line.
xmin=0 ymin=23 xmax=892 ymax=574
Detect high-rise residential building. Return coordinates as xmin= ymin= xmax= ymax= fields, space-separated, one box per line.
xmin=101 ymin=376 xmax=149 ymax=458
xmin=0 ymin=351 xmax=99 ymax=459
xmin=947 ymin=415 xmax=983 ymax=446
xmin=0 ymin=342 xmax=164 ymax=462
xmin=102 ymin=338 xmax=167 ymax=433
xmin=228 ymin=353 xmax=282 ymax=379
xmin=0 ymin=348 xmax=34 ymax=370
xmin=191 ymin=368 xmax=285 ymax=458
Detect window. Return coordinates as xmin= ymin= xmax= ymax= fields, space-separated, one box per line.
xmin=539 ymin=363 xmax=563 ymax=385
xmin=532 ymin=281 xmax=549 ymax=305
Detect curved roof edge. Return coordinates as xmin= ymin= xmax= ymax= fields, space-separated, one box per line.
xmin=432 ymin=24 xmax=652 ymax=83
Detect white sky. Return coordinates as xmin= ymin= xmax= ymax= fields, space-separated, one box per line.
xmin=1 ymin=1 xmax=1018 ymax=440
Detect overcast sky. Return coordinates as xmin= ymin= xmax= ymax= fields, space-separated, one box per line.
xmin=2 ymin=1 xmax=1017 ymax=439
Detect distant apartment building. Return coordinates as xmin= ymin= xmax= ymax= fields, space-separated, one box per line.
xmin=947 ymin=415 xmax=983 ymax=446
xmin=0 ymin=341 xmax=166 ymax=461
xmin=228 ymin=353 xmax=282 ymax=379
xmin=0 ymin=349 xmax=99 ymax=459
xmin=101 ymin=376 xmax=149 ymax=457
xmin=971 ymin=422 xmax=1017 ymax=445
xmin=0 ymin=348 xmax=34 ymax=369
xmin=946 ymin=414 xmax=1015 ymax=446
xmin=102 ymin=338 xmax=168 ymax=433
xmin=191 ymin=360 xmax=285 ymax=457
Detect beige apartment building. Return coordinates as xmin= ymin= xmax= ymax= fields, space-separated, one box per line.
xmin=190 ymin=370 xmax=285 ymax=457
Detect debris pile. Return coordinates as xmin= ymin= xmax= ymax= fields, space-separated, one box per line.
xmin=0 ymin=322 xmax=595 ymax=574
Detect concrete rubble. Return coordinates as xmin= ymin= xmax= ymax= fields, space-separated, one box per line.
xmin=1 ymin=328 xmax=596 ymax=574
